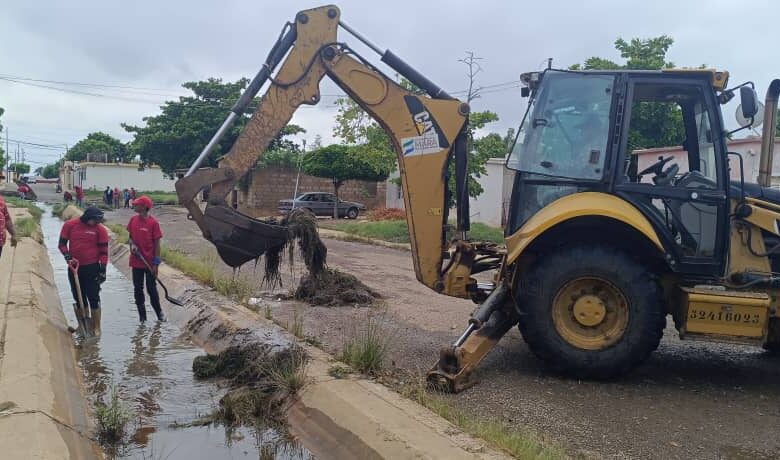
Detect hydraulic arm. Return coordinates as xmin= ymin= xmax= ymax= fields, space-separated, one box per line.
xmin=177 ymin=5 xmax=513 ymax=392
xmin=176 ymin=5 xmax=477 ymax=295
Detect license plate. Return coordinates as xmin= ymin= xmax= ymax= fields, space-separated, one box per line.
xmin=686 ymin=303 xmax=767 ymax=337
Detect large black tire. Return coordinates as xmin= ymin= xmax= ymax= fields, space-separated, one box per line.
xmin=516 ymin=245 xmax=665 ymax=378
xmin=347 ymin=207 xmax=359 ymax=219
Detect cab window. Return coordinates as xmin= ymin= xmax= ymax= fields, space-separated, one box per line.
xmin=508 ymin=71 xmax=615 ymax=181
xmin=623 ymin=83 xmax=719 ymax=189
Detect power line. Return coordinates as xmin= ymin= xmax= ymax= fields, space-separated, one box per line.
xmin=0 ymin=73 xmax=187 ymax=96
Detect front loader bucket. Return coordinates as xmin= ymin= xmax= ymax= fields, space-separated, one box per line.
xmin=203 ymin=205 xmax=289 ymax=268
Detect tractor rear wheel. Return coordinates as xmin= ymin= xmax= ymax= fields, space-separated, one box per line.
xmin=517 ymin=245 xmax=665 ymax=378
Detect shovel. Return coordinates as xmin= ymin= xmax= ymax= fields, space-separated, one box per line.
xmin=129 ymin=239 xmax=185 ymax=307
xmin=68 ymin=259 xmax=94 ymax=339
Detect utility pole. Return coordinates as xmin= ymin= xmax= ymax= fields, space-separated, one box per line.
xmin=292 ymin=139 xmax=306 ymax=209
xmin=4 ymin=127 xmax=9 ymax=184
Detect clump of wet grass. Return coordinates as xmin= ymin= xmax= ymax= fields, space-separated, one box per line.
xmin=295 ymin=268 xmax=380 ymax=306
xmin=51 ymin=203 xmax=65 ymax=217
xmin=262 ymin=209 xmax=327 ymax=288
xmin=399 ymin=375 xmax=565 ymax=460
xmin=192 ymin=344 xmax=308 ymax=426
xmin=327 ymin=364 xmax=352 ymax=379
xmin=339 ymin=314 xmax=389 ymax=375
xmin=95 ymin=385 xmax=132 ymax=446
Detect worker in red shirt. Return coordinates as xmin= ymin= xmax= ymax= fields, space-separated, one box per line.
xmin=74 ymin=185 xmax=85 ymax=207
xmin=59 ymin=207 xmax=108 ymax=336
xmin=0 ymin=196 xmax=18 ymax=259
xmin=127 ymin=195 xmax=165 ymax=322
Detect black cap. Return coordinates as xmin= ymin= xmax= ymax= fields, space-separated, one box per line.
xmin=80 ymin=206 xmax=105 ymax=223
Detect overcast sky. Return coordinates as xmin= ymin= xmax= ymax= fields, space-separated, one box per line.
xmin=1 ymin=0 xmax=777 ymax=169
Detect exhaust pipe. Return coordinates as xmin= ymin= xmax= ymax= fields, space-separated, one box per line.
xmin=756 ymin=79 xmax=780 ymax=187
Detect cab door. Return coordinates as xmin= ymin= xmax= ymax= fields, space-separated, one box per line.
xmin=613 ymin=76 xmax=729 ymax=277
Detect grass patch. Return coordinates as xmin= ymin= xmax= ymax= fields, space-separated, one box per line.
xmin=159 ymin=247 xmax=256 ymax=302
xmin=324 ymin=220 xmax=410 ymax=243
xmin=14 ymin=217 xmax=40 ymax=242
xmin=339 ymin=314 xmax=388 ymax=375
xmin=143 ymin=191 xmax=179 ymax=206
xmin=288 ymin=309 xmax=304 ymax=338
xmin=5 ymin=197 xmax=42 ymax=222
xmin=467 ymin=222 xmax=505 ymax=245
xmin=402 ymin=378 xmax=565 ymax=460
xmin=106 ymin=223 xmax=129 ymax=244
xmin=95 ymin=385 xmax=132 ymax=446
xmin=322 ymin=219 xmax=505 ymax=245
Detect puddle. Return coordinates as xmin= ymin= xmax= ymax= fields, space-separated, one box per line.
xmin=39 ymin=204 xmax=313 ymax=459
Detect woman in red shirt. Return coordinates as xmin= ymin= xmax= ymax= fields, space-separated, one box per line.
xmin=127 ymin=195 xmax=165 ymax=322
xmin=59 ymin=207 xmax=108 ymax=336
xmin=0 ymin=196 xmax=18 ymax=259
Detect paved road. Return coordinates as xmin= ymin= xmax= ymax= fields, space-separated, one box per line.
xmin=100 ymin=200 xmax=780 ymax=460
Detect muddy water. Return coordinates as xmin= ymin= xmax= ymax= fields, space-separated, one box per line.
xmin=39 ymin=205 xmax=312 ymax=459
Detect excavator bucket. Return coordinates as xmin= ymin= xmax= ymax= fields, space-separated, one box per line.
xmin=203 ymin=205 xmax=289 ymax=268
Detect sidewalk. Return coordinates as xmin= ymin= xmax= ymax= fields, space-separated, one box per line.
xmin=0 ymin=207 xmax=98 ymax=459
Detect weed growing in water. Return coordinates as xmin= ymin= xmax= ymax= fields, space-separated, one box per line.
xmin=95 ymin=385 xmax=132 ymax=446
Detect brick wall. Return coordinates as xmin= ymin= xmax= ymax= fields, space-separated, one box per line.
xmin=240 ymin=166 xmax=386 ymax=212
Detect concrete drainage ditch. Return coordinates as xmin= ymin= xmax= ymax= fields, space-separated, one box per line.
xmin=47 ymin=204 xmax=510 ymax=460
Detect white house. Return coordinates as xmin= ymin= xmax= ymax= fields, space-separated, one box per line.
xmin=60 ymin=161 xmax=175 ymax=192
xmin=386 ymin=157 xmax=514 ymax=227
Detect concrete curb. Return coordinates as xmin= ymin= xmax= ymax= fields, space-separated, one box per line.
xmin=0 ymin=207 xmax=100 ymax=459
xmin=102 ymin=228 xmax=511 ymax=459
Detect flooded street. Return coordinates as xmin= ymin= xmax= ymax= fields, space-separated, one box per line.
xmin=39 ymin=204 xmax=311 ymax=459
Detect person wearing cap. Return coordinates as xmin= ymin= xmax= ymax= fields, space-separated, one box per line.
xmin=127 ymin=195 xmax=165 ymax=322
xmin=59 ymin=206 xmax=109 ymax=336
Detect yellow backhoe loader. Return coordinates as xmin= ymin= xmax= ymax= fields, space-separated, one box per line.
xmin=176 ymin=5 xmax=780 ymax=392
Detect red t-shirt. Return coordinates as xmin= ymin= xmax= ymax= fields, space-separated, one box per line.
xmin=127 ymin=214 xmax=162 ymax=269
xmin=59 ymin=218 xmax=109 ymax=265
xmin=75 ymin=187 xmax=84 ymax=199
xmin=0 ymin=197 xmax=10 ymax=247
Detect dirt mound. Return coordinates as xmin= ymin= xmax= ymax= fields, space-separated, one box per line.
xmin=294 ymin=268 xmax=381 ymax=306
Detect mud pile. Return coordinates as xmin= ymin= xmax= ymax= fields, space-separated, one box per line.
xmin=294 ymin=268 xmax=381 ymax=306
xmin=192 ymin=344 xmax=307 ymax=425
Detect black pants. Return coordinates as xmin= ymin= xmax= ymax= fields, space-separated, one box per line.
xmin=133 ymin=268 xmax=162 ymax=321
xmin=68 ymin=263 xmax=101 ymax=310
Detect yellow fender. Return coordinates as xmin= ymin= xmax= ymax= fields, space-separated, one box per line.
xmin=505 ymin=192 xmax=663 ymax=265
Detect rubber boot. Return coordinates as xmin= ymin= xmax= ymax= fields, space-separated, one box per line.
xmin=92 ymin=308 xmax=102 ymax=338
xmin=136 ymin=304 xmax=147 ymax=323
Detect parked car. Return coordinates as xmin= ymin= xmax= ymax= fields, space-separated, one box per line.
xmin=278 ymin=192 xmax=366 ymax=219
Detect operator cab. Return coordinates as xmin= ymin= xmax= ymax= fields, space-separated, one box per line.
xmin=507 ymin=68 xmax=760 ymax=279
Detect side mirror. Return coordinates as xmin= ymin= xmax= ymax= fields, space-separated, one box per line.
xmin=740 ymin=86 xmax=759 ymax=120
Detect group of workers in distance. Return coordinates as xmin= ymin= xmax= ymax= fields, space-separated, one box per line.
xmin=104 ymin=186 xmax=137 ymax=209
xmin=57 ymin=194 xmax=165 ymax=337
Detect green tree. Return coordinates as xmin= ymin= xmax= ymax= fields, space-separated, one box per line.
xmin=302 ymin=144 xmax=393 ymax=217
xmin=10 ymin=163 xmax=30 ymax=174
xmin=571 ymin=35 xmax=685 ymax=150
xmin=40 ymin=161 xmax=61 ymax=179
xmin=66 ymin=132 xmax=130 ymax=162
xmin=333 ymin=76 xmax=500 ymax=200
xmin=123 ymin=78 xmax=304 ymax=177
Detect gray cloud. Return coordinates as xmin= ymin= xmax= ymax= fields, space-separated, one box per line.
xmin=2 ymin=0 xmax=778 ymax=166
